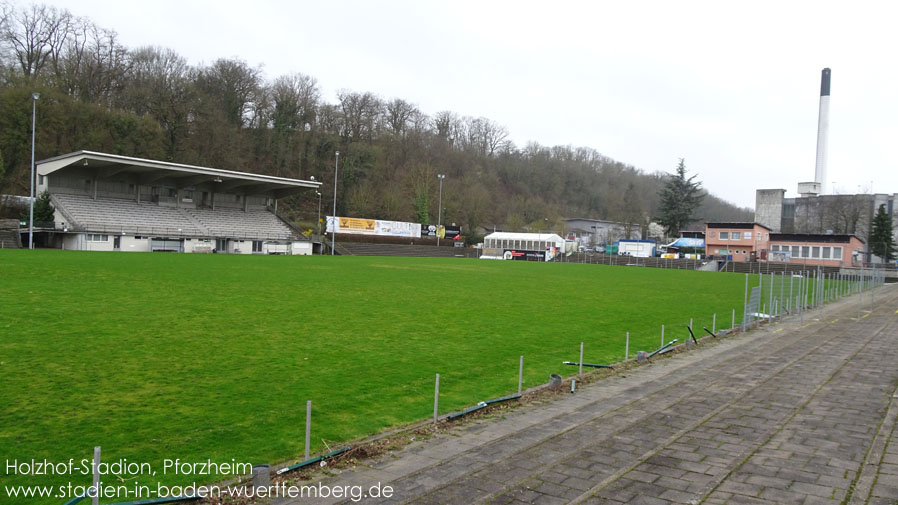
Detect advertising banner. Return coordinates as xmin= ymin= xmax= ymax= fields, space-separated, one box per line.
xmin=376 ymin=220 xmax=421 ymax=238
xmin=422 ymin=224 xmax=462 ymax=240
xmin=503 ymin=249 xmax=547 ymax=261
xmin=327 ymin=216 xmax=421 ymax=238
xmin=340 ymin=217 xmax=376 ymax=234
xmin=769 ymin=250 xmax=792 ymax=262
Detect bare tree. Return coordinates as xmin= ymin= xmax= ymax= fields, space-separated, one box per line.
xmin=55 ymin=20 xmax=128 ymax=104
xmin=384 ymin=98 xmax=418 ymax=136
xmin=316 ymin=103 xmax=342 ymax=135
xmin=1 ymin=3 xmax=72 ymax=77
xmin=124 ymin=46 xmax=194 ymax=159
xmin=819 ymin=194 xmax=870 ymax=238
xmin=432 ymin=110 xmax=458 ymax=140
xmin=337 ymin=90 xmax=382 ymax=141
xmin=270 ymin=72 xmax=319 ymax=130
xmin=195 ymin=58 xmax=262 ymax=128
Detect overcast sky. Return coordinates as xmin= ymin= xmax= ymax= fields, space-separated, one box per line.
xmin=50 ymin=0 xmax=898 ymax=208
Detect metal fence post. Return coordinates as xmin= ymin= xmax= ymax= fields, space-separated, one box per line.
xmin=712 ymin=313 xmax=716 ymax=333
xmin=579 ymin=342 xmax=584 ymax=377
xmin=92 ymin=446 xmax=100 ymax=505
xmin=433 ymin=374 xmax=440 ymax=423
xmin=625 ymin=332 xmax=629 ymax=360
xmin=776 ymin=271 xmax=786 ymax=321
xmin=305 ymin=400 xmax=311 ymax=460
xmin=661 ymin=324 xmax=664 ymax=348
xmin=518 ymin=356 xmax=523 ymax=395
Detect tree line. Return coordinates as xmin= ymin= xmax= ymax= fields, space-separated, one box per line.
xmin=0 ymin=2 xmax=752 ymax=239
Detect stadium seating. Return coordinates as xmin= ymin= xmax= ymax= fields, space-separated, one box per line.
xmin=185 ymin=206 xmax=294 ymax=239
xmin=336 ymin=242 xmax=478 ymax=258
xmin=52 ymin=194 xmax=296 ymax=240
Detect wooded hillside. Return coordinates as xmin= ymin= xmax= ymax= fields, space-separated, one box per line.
xmin=0 ymin=3 xmax=752 ymax=238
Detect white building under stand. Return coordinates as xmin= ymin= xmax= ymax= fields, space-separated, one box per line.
xmin=36 ymin=151 xmax=320 ymax=254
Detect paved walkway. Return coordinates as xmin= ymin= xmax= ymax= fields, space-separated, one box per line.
xmin=285 ymin=285 xmax=898 ymax=505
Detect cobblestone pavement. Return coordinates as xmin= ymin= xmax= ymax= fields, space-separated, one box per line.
xmin=285 ymin=285 xmax=898 ymax=505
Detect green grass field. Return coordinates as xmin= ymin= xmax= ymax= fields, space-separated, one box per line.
xmin=1 ymin=250 xmax=750 ymax=502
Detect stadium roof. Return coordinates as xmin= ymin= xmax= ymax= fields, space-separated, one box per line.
xmin=37 ymin=151 xmax=320 ymax=198
xmin=484 ymin=232 xmax=564 ymax=242
xmin=706 ymin=222 xmax=772 ymax=230
xmin=770 ymin=233 xmax=864 ymax=244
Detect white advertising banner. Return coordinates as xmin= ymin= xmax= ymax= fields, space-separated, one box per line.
xmin=327 ymin=216 xmax=422 ymax=238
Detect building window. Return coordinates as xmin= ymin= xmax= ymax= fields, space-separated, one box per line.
xmin=744 ymin=232 xmax=752 ymax=240
xmin=812 ymin=246 xmax=820 ymax=258
xmin=38 ymin=175 xmax=45 ymax=185
xmin=719 ymin=232 xmax=729 ymax=240
xmin=771 ymin=245 xmax=780 ymax=251
xmin=757 ymin=232 xmax=762 ymax=240
xmin=801 ymin=246 xmax=810 ymax=258
xmin=822 ymin=247 xmax=831 ymax=259
xmin=833 ymin=247 xmax=842 ymax=259
xmin=86 ymin=234 xmax=108 ymax=242
xmin=252 ymin=240 xmax=263 ymax=252
xmin=792 ymin=245 xmax=800 ymax=258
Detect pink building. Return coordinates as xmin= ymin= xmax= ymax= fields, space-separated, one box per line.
xmin=704 ymin=223 xmax=772 ymax=262
xmin=705 ymin=222 xmax=866 ymax=267
xmin=769 ymin=233 xmax=865 ymax=267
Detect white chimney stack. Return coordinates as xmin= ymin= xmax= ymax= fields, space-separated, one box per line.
xmin=814 ymin=68 xmax=831 ymax=194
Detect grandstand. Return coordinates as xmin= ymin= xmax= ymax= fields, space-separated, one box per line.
xmin=36 ymin=151 xmax=319 ymax=253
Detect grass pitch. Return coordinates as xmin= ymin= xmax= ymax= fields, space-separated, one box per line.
xmin=0 ymin=250 xmax=748 ymax=501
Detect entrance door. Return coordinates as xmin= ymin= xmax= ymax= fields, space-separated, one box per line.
xmin=215 ymin=238 xmax=229 ymax=253
xmin=113 ymin=236 xmax=121 ymax=250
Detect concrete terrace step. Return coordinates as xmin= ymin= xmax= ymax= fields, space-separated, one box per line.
xmin=337 ymin=242 xmax=477 ymax=258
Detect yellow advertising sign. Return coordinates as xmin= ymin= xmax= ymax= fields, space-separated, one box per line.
xmin=339 ymin=217 xmax=376 ymax=233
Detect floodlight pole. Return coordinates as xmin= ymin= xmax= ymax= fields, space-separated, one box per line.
xmin=29 ymin=92 xmax=39 ymax=250
xmin=331 ymin=152 xmax=339 ymax=256
xmin=437 ymin=174 xmax=445 ymax=246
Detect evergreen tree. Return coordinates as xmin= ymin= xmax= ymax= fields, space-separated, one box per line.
xmin=656 ymin=159 xmax=705 ymax=237
xmin=33 ymin=190 xmax=55 ymax=225
xmin=870 ymin=204 xmax=896 ymax=262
